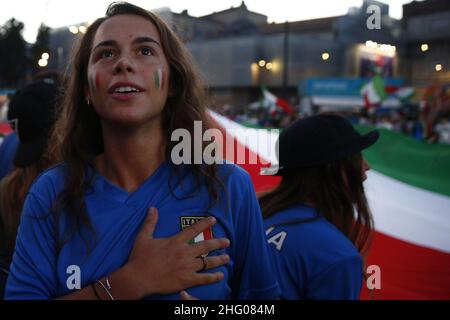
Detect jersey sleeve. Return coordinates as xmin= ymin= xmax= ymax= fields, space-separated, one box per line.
xmin=306 ymin=256 xmax=363 ymax=300
xmin=229 ymin=170 xmax=280 ymax=300
xmin=5 ymin=191 xmax=58 ymax=300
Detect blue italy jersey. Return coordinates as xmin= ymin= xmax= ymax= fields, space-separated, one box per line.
xmin=264 ymin=205 xmax=363 ymax=300
xmin=0 ymin=133 xmax=18 ymax=180
xmin=6 ymin=160 xmax=280 ymax=300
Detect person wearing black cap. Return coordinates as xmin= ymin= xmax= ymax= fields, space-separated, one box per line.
xmin=260 ymin=113 xmax=379 ymax=300
xmin=0 ymin=133 xmax=18 ymax=181
xmin=0 ymin=78 xmax=60 ymax=299
xmin=0 ymin=71 xmax=60 ymax=181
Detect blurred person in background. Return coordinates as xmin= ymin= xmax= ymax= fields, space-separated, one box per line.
xmin=434 ymin=115 xmax=450 ymax=144
xmin=260 ymin=114 xmax=378 ymax=299
xmin=0 ymin=133 xmax=18 ymax=181
xmin=0 ymin=95 xmax=19 ymax=181
xmin=0 ymin=72 xmax=61 ymax=181
xmin=0 ymin=77 xmax=61 ymax=299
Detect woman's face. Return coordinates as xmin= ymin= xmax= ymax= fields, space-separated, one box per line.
xmin=361 ymin=157 xmax=371 ymax=181
xmin=86 ymin=14 xmax=170 ymax=127
xmin=341 ymin=154 xmax=371 ymax=187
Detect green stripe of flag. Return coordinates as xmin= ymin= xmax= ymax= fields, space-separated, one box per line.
xmin=237 ymin=121 xmax=450 ymax=197
xmin=355 ymin=124 xmax=450 ymax=197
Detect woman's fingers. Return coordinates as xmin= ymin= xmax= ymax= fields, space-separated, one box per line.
xmin=175 ymin=216 xmax=217 ymax=243
xmin=169 ymin=216 xmax=231 ymax=257
xmin=180 ymin=290 xmax=198 ymax=300
xmin=128 ymin=212 xmax=232 ymax=296
xmin=138 ymin=207 xmax=158 ymax=238
xmin=190 ymin=272 xmax=225 ymax=287
xmin=194 ymin=254 xmax=230 ymax=272
xmin=190 ymin=238 xmax=230 ymax=257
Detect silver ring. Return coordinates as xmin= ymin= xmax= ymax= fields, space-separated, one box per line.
xmin=199 ymin=255 xmax=207 ymax=272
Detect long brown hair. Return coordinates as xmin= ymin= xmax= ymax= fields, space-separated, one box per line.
xmin=259 ymin=153 xmax=373 ymax=256
xmin=49 ymin=2 xmax=223 ymax=250
xmin=0 ymin=155 xmax=52 ymax=253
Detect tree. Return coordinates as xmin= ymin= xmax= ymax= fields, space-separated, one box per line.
xmin=0 ymin=18 xmax=28 ymax=86
xmin=31 ymin=24 xmax=51 ymax=75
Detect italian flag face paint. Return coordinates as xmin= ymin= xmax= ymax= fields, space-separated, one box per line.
xmin=154 ymin=67 xmax=164 ymax=91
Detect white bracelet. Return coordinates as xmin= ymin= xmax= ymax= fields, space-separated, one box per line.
xmin=105 ymin=277 xmax=112 ymax=290
xmin=97 ymin=277 xmax=115 ymax=300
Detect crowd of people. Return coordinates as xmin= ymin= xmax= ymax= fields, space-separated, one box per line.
xmin=219 ymin=105 xmax=300 ymax=129
xmin=356 ymin=105 xmax=450 ymax=145
xmin=218 ymin=99 xmax=450 ymax=145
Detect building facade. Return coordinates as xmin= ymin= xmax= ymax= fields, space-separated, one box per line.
xmin=45 ymin=0 xmax=447 ymax=108
xmin=401 ymin=0 xmax=450 ymax=85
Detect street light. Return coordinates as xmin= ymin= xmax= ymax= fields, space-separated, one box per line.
xmin=266 ymin=62 xmax=273 ymax=70
xmin=258 ymin=60 xmax=266 ymax=67
xmin=38 ymin=59 xmax=48 ymax=67
xmin=41 ymin=52 xmax=49 ymax=60
xmin=435 ymin=64 xmax=442 ymax=72
xmin=322 ymin=52 xmax=330 ymax=61
xmin=421 ymin=44 xmax=429 ymax=52
xmin=365 ymin=40 xmax=377 ymax=49
xmin=69 ymin=26 xmax=79 ymax=34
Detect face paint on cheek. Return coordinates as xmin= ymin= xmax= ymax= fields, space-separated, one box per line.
xmin=153 ymin=67 xmax=164 ymax=91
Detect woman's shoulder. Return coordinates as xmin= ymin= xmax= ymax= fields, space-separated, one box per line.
xmin=215 ymin=162 xmax=255 ymax=195
xmin=216 ymin=161 xmax=251 ymax=183
xmin=27 ymin=163 xmax=69 ymax=200
xmin=309 ymin=218 xmax=361 ymax=259
xmin=16 ymin=163 xmax=70 ymax=219
xmin=266 ymin=206 xmax=360 ymax=261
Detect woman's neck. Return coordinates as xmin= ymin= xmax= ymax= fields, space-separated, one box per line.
xmin=95 ymin=120 xmax=166 ymax=192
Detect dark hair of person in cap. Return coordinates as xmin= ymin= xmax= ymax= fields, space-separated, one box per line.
xmin=0 ymin=77 xmax=60 ymax=259
xmin=7 ymin=78 xmax=60 ymax=168
xmin=260 ymin=113 xmax=378 ymax=255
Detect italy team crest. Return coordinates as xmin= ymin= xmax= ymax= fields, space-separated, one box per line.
xmin=180 ymin=216 xmax=214 ymax=244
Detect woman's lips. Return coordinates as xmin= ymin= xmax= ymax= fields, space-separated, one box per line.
xmin=110 ymin=91 xmax=142 ymax=101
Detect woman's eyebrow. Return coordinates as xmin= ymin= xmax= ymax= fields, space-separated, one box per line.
xmin=92 ymin=37 xmax=160 ymax=51
xmin=133 ymin=36 xmax=161 ymax=47
xmin=92 ymin=40 xmax=117 ymax=51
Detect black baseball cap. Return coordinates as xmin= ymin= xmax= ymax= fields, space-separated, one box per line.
xmin=262 ymin=114 xmax=379 ymax=175
xmin=7 ymin=79 xmax=60 ymax=168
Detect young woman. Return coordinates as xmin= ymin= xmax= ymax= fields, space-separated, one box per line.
xmin=5 ymin=2 xmax=279 ymax=300
xmin=260 ymin=114 xmax=378 ymax=299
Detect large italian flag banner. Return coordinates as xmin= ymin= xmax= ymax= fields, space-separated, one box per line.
xmin=210 ymin=111 xmax=450 ymax=300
